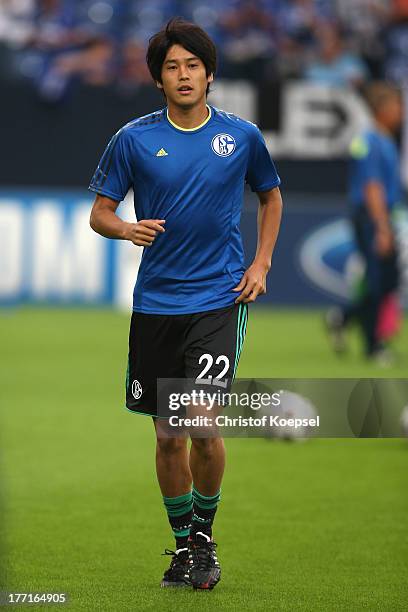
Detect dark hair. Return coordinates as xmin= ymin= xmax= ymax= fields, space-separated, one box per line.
xmin=146 ymin=18 xmax=217 ymax=96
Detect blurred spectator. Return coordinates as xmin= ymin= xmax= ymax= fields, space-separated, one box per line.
xmin=15 ymin=0 xmax=122 ymax=102
xmin=336 ymin=0 xmax=388 ymax=37
xmin=127 ymin=0 xmax=184 ymax=45
xmin=335 ymin=0 xmax=388 ymax=78
xmin=303 ymin=22 xmax=369 ymax=87
xmin=383 ymin=0 xmax=408 ymax=83
xmin=0 ymin=0 xmax=36 ymax=47
xmin=0 ymin=0 xmax=36 ymax=79
xmin=186 ymin=0 xmax=237 ymax=43
xmin=118 ymin=36 xmax=152 ymax=90
xmin=0 ymin=0 xmax=405 ymax=92
xmin=275 ymin=0 xmax=325 ymax=79
xmin=277 ymin=0 xmax=322 ymax=44
xmin=392 ymin=0 xmax=408 ymax=20
xmin=28 ymin=0 xmax=86 ymax=50
xmin=217 ymin=0 xmax=279 ymax=81
xmin=51 ymin=35 xmax=115 ymax=87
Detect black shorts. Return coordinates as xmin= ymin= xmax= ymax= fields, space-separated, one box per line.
xmin=125 ymin=303 xmax=248 ymax=417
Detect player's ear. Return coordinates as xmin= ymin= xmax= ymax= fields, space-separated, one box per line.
xmin=156 ymin=81 xmax=164 ymax=90
xmin=208 ymin=73 xmax=214 ymax=84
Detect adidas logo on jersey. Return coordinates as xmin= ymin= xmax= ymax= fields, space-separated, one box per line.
xmin=156 ymin=148 xmax=168 ymax=157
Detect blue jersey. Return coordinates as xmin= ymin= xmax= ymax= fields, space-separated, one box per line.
xmin=89 ymin=105 xmax=281 ymax=314
xmin=349 ymin=129 xmax=401 ymax=211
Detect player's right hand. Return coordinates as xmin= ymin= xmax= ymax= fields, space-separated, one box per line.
xmin=123 ymin=219 xmax=165 ymax=246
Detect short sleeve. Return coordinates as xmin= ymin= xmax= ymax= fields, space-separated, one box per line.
xmin=342 ymin=55 xmax=369 ymax=83
xmin=246 ymin=126 xmax=281 ymax=193
xmin=89 ymin=128 xmax=134 ymax=201
xmin=350 ymin=135 xmax=382 ymax=185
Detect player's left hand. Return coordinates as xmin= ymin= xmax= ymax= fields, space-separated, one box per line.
xmin=233 ymin=261 xmax=269 ymax=303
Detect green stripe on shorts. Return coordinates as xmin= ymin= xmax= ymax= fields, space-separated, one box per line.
xmin=233 ymin=304 xmax=248 ymax=378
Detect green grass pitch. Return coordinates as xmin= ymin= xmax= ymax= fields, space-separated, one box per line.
xmin=1 ymin=307 xmax=407 ymax=611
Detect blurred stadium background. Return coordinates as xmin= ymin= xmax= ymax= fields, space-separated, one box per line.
xmin=1 ymin=1 xmax=408 ymax=610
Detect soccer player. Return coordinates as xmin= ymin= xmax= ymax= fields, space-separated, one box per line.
xmin=326 ymin=83 xmax=403 ymax=363
xmin=89 ymin=18 xmax=282 ymax=590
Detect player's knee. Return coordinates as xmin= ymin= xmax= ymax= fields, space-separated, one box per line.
xmin=190 ymin=437 xmax=220 ymax=460
xmin=156 ymin=437 xmax=186 ymax=457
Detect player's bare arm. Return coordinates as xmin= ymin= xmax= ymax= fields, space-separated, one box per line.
xmin=234 ymin=186 xmax=283 ymax=304
xmin=90 ymin=194 xmax=165 ymax=247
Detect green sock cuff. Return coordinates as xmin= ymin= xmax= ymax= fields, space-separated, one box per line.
xmin=163 ymin=491 xmax=193 ymax=517
xmin=163 ymin=492 xmax=192 ymax=505
xmin=173 ymin=527 xmax=190 ymax=538
xmin=192 ymin=486 xmax=221 ymax=510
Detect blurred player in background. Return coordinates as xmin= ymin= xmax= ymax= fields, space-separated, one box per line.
xmin=89 ymin=18 xmax=282 ymax=590
xmin=326 ymin=82 xmax=403 ymax=364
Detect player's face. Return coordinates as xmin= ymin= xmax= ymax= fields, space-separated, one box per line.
xmin=377 ymin=94 xmax=403 ymax=133
xmin=158 ymin=44 xmax=213 ymax=108
xmin=383 ymin=96 xmax=403 ymax=132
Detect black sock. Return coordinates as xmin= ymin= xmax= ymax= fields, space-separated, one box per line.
xmin=175 ymin=535 xmax=189 ymax=550
xmin=191 ymin=486 xmax=221 ymax=538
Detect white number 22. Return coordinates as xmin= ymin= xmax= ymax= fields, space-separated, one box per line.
xmin=196 ymin=353 xmax=230 ymax=384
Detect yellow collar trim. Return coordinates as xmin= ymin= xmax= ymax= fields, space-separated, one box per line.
xmin=166 ymin=105 xmax=212 ymax=132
